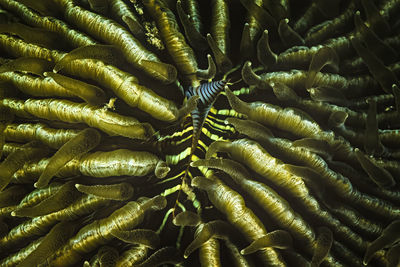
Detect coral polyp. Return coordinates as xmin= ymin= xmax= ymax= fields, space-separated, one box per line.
xmin=0 ymin=0 xmax=400 ymax=266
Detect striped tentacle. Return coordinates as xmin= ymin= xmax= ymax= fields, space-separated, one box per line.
xmin=185 ymin=79 xmax=228 ymax=145
xmin=158 ymin=80 xmax=235 ymax=197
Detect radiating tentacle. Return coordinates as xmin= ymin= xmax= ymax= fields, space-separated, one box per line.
xmin=306 ymin=46 xmax=339 ymax=89
xmin=75 ymin=182 xmax=134 ymax=201
xmin=35 ymin=128 xmax=101 ymax=188
xmin=135 ymin=246 xmax=183 ymax=267
xmin=257 ymin=30 xmax=278 ymax=69
xmin=12 ymin=181 xmax=82 ymax=217
xmin=241 ymin=230 xmax=293 ymax=255
xmin=239 ymin=0 xmax=277 ymax=32
xmin=43 ymin=72 xmax=107 ymax=106
xmin=53 ymin=44 xmax=123 ymax=73
xmin=16 ymin=220 xmax=79 ymax=267
xmin=0 ymin=141 xmax=49 ymax=191
xmin=142 ymin=0 xmax=197 ymax=85
xmin=0 ymin=57 xmax=54 ymax=76
xmin=172 ymin=211 xmax=201 ymax=227
xmin=363 ymin=220 xmax=400 ymax=265
xmin=240 ymin=23 xmax=253 ymax=62
xmin=354 ymin=11 xmax=397 ymax=65
xmin=386 ymin=244 xmax=400 ymax=267
xmin=361 ymin=0 xmax=391 ymax=37
xmin=196 ymin=54 xmax=216 ymax=81
xmin=278 ymin=18 xmax=305 ymax=48
xmin=206 ymin=33 xmax=232 ymax=74
xmin=184 ymin=220 xmax=231 ymax=258
xmin=45 ymin=195 xmax=166 ymax=266
xmin=115 ymin=245 xmax=148 ymax=267
xmin=311 ymin=227 xmax=333 ymax=267
xmin=350 ymin=35 xmax=398 ymax=93
xmin=111 ymin=229 xmax=160 ymax=249
xmin=192 ymin=176 xmax=287 ymax=266
xmin=55 ymin=0 xmax=177 ymax=83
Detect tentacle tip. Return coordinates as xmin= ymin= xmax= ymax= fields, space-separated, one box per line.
xmin=242 ymin=61 xmax=265 ymax=88
xmin=140 ymin=60 xmax=177 ymax=84
xmin=205 ymin=141 xmax=230 ymax=159
xmin=155 ymin=161 xmax=170 ymax=179
xmin=191 ymin=176 xmax=202 ymax=188
xmin=183 ymin=253 xmax=190 ymax=259
xmin=190 ymin=160 xmax=203 ymax=167
xmin=34 ymin=181 xmax=45 ymax=189
xmin=151 ymin=195 xmax=167 ymax=210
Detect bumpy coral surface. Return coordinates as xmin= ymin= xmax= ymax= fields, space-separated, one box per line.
xmin=0 ymin=0 xmax=400 ymax=266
